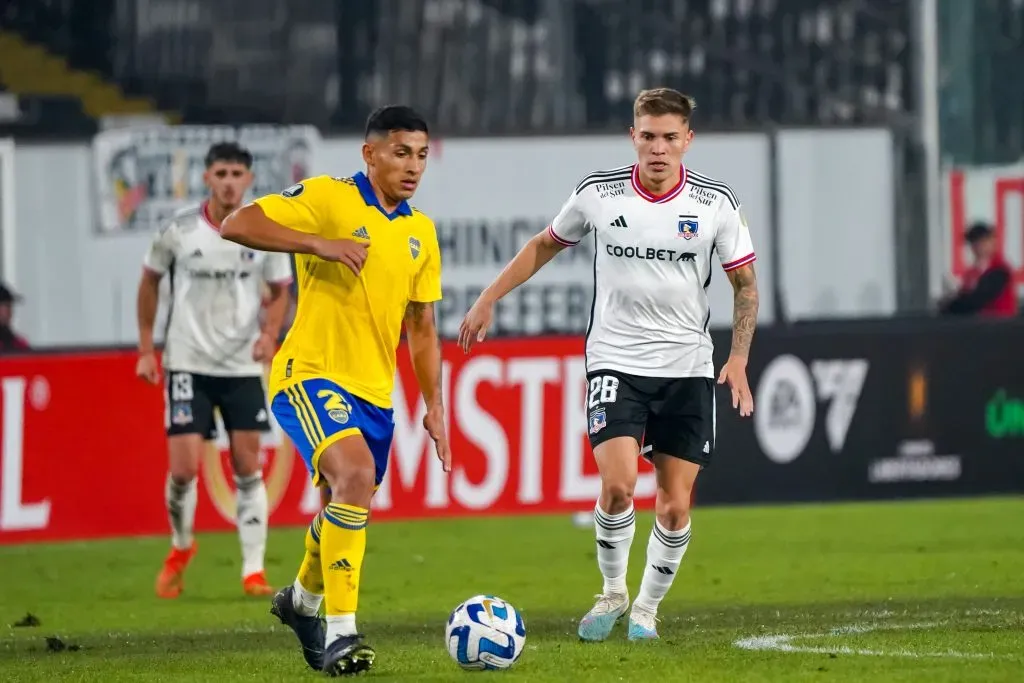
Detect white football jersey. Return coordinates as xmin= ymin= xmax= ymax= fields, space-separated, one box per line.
xmin=143 ymin=202 xmax=294 ymax=377
xmin=548 ymin=164 xmax=756 ymax=378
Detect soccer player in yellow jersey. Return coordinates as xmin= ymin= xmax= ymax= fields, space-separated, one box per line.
xmin=221 ymin=105 xmax=450 ymax=676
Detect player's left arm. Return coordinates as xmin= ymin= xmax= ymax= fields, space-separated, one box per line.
xmin=405 ymin=225 xmax=451 ymax=472
xmin=726 ymin=264 xmax=759 ymax=359
xmin=716 ymin=202 xmax=759 ymax=417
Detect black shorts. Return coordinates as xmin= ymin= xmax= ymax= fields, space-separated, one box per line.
xmin=586 ymin=370 xmax=716 ymax=466
xmin=165 ymin=371 xmax=271 ymax=438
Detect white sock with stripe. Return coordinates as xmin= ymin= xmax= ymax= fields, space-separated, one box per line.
xmin=634 ymin=519 xmax=691 ymax=613
xmin=166 ymin=475 xmax=198 ymax=550
xmin=235 ymin=472 xmax=268 ymax=578
xmin=594 ymin=502 xmax=635 ymax=596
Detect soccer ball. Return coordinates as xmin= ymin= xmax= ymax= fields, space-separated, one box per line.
xmin=445 ymin=595 xmax=526 ymax=670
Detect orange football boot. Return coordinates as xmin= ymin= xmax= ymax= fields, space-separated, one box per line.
xmin=155 ymin=543 xmax=197 ymax=599
xmin=243 ymin=570 xmax=274 ymax=597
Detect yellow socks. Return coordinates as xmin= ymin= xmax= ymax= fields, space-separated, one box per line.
xmin=320 ymin=503 xmax=368 ymax=624
xmin=290 ymin=511 xmax=326 ymax=617
xmin=296 ymin=511 xmax=325 ymax=595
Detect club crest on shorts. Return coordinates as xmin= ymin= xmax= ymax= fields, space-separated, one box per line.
xmin=589 ymin=407 xmax=607 ymax=435
xmin=171 ymin=403 xmax=193 ymax=425
xmin=409 ymin=236 xmax=421 ymax=259
xmin=677 ymin=215 xmax=699 ymax=239
xmin=318 ymin=389 xmax=352 ymax=424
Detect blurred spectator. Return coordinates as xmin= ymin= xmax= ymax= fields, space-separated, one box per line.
xmin=939 ymin=223 xmax=1017 ymax=318
xmin=0 ymin=283 xmax=30 ymax=353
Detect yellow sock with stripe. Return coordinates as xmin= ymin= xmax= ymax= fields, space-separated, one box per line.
xmin=290 ymin=511 xmax=325 ymax=617
xmin=321 ymin=502 xmax=368 ymax=641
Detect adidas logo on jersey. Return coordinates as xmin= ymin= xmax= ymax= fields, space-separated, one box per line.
xmin=352 ymin=227 xmax=369 ymax=239
xmin=610 ymin=215 xmax=628 ymax=228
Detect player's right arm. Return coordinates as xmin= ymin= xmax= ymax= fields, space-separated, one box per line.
xmin=136 ymin=222 xmax=175 ymax=384
xmin=458 ymin=188 xmax=591 ymax=352
xmin=221 ymin=177 xmax=369 ymax=275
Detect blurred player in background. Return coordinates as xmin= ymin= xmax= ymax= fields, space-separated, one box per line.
xmin=0 ymin=282 xmax=30 ymax=353
xmin=938 ymin=221 xmax=1018 ymax=317
xmin=136 ymin=142 xmax=294 ymax=599
xmin=222 ymin=105 xmax=450 ymax=676
xmin=461 ymin=88 xmax=759 ymax=641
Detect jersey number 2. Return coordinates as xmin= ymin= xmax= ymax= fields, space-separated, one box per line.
xmin=588 ymin=376 xmax=619 ymax=409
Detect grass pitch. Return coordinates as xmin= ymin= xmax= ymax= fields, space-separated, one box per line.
xmin=1 ymin=497 xmax=1022 ymax=682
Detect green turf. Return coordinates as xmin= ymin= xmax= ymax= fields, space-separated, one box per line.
xmin=1 ymin=497 xmax=1023 ymax=682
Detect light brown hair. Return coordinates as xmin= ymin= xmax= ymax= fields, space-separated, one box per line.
xmin=633 ymin=88 xmax=696 ymax=122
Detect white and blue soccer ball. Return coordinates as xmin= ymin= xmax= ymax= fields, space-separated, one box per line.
xmin=445 ymin=594 xmax=526 ymax=670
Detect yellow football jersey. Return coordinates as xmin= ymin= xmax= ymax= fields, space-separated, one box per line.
xmin=254 ymin=173 xmax=442 ymax=408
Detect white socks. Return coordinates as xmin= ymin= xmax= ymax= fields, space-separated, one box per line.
xmin=593 ymin=503 xmax=636 ymax=596
xmin=166 ymin=472 xmax=268 ymax=578
xmin=634 ymin=519 xmax=692 ymax=613
xmin=235 ymin=472 xmax=268 ymax=578
xmin=291 ymin=579 xmax=324 ymax=617
xmin=165 ymin=475 xmax=198 ymax=550
xmin=326 ymin=614 xmax=357 ymax=644
xmin=593 ymin=500 xmax=693 ymax=613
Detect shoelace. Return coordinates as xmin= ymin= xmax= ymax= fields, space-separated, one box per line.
xmin=630 ymin=608 xmax=659 ymax=630
xmin=590 ymin=593 xmax=627 ymax=615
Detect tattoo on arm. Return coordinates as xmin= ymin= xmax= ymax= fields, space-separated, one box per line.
xmin=726 ymin=264 xmax=759 ymax=358
xmin=405 ymin=300 xmax=428 ymax=322
xmin=407 ymin=301 xmax=441 ymax=349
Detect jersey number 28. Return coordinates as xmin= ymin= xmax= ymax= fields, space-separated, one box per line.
xmin=588 ymin=375 xmax=619 ymax=409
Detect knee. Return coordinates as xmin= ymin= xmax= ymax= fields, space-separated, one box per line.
xmin=168 ymin=470 xmax=197 ymax=487
xmin=655 ymin=497 xmax=691 ymax=531
xmin=319 ymin=454 xmax=375 ymax=506
xmin=233 ymin=457 xmax=261 ymax=478
xmin=599 ymin=481 xmax=635 ymax=515
xmin=230 ymin=442 xmax=262 ymax=477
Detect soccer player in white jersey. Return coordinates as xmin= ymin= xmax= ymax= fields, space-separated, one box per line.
xmin=460 ymin=88 xmax=758 ymax=641
xmin=135 ymin=142 xmax=295 ymax=599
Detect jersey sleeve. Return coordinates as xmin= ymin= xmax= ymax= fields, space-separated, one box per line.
xmin=142 ymin=221 xmax=176 ymax=274
xmin=715 ymin=202 xmax=757 ymax=272
xmin=262 ymin=252 xmax=294 ymax=284
xmin=410 ymin=222 xmax=443 ymax=303
xmin=252 ymin=175 xmax=334 ymax=235
xmin=547 ymin=188 xmax=592 ymax=246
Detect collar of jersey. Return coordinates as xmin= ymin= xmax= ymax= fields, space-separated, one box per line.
xmin=353 ymin=171 xmax=413 ymax=220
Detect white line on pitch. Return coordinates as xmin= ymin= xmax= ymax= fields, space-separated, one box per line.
xmin=734 ymin=621 xmax=1010 ymax=660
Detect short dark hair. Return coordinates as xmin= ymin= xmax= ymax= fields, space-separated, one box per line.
xmin=633 ymin=88 xmax=696 ymax=123
xmin=205 ymin=142 xmax=253 ymax=169
xmin=965 ymin=221 xmax=994 ymax=244
xmin=364 ymin=105 xmax=429 ymax=140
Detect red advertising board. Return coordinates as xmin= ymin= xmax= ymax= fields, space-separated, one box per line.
xmin=0 ymin=339 xmax=656 ymax=544
xmin=947 ymin=164 xmax=1024 ymax=285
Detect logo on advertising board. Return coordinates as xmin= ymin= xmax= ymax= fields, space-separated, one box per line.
xmin=0 ymin=339 xmax=664 ymax=545
xmin=867 ymin=363 xmax=961 ymax=484
xmin=753 ymin=355 xmax=868 ymax=464
xmin=985 ymin=389 xmax=1024 ymax=439
xmin=753 ymin=355 xmax=817 ymax=464
xmin=93 ymin=125 xmax=320 ymax=233
xmin=0 ymin=376 xmax=52 ymax=532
